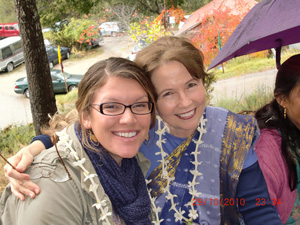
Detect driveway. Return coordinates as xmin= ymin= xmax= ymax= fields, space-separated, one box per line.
xmin=211 ymin=69 xmax=277 ymax=104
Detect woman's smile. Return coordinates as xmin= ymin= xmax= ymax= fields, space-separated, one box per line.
xmin=176 ymin=109 xmax=196 ymax=120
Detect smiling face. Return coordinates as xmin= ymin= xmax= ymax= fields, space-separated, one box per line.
xmin=82 ymin=76 xmax=151 ymax=165
xmin=151 ymin=61 xmax=206 ymax=138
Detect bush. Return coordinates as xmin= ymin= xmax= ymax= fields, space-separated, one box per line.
xmin=43 ymin=18 xmax=101 ymax=51
xmin=56 ymin=89 xmax=78 ymax=114
xmin=0 ymin=123 xmax=35 ymax=155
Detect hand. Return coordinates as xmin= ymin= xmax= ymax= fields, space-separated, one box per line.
xmin=4 ymin=141 xmax=45 ymax=201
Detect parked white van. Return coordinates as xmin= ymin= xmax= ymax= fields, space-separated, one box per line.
xmin=0 ymin=36 xmax=24 ymax=72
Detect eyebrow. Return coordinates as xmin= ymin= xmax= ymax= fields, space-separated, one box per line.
xmin=101 ymin=95 xmax=149 ymax=102
xmin=157 ymin=78 xmax=198 ymax=96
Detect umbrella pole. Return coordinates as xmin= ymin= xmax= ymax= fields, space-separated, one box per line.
xmin=221 ymin=63 xmax=224 ymax=73
xmin=275 ymin=46 xmax=281 ymax=69
xmin=275 ymin=39 xmax=282 ymax=69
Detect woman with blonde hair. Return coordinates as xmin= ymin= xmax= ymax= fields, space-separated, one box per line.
xmin=1 ymin=57 xmax=156 ymax=224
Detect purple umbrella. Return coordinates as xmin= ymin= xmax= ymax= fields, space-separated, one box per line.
xmin=208 ymin=0 xmax=300 ymax=70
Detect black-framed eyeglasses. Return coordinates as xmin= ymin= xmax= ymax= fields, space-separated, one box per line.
xmin=90 ymin=102 xmax=153 ymax=116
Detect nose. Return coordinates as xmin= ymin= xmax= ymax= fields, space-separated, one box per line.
xmin=178 ymin=91 xmax=192 ymax=107
xmin=119 ymin=107 xmax=137 ymax=124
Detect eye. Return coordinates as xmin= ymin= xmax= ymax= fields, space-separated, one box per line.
xmin=162 ymin=91 xmax=172 ymax=97
xmin=133 ymin=102 xmax=147 ymax=108
xmin=103 ymin=103 xmax=118 ymax=109
xmin=187 ymin=82 xmax=197 ymax=88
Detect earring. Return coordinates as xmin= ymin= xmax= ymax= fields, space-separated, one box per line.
xmin=144 ymin=134 xmax=150 ymax=145
xmin=89 ymin=129 xmax=99 ymax=147
xmin=284 ymin=107 xmax=287 ymax=119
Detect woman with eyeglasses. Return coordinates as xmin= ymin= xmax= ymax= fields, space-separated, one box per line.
xmin=0 ymin=57 xmax=156 ymax=224
xmin=3 ymin=37 xmax=283 ymax=224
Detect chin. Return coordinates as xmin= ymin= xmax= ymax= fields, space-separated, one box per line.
xmin=119 ymin=147 xmax=140 ymax=159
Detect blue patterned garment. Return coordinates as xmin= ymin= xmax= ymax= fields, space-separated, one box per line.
xmin=140 ymin=106 xmax=259 ymax=224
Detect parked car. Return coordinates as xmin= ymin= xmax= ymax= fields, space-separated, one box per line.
xmin=46 ymin=45 xmax=70 ymax=69
xmin=0 ymin=23 xmax=20 ymax=39
xmin=87 ymin=30 xmax=104 ymax=49
xmin=128 ymin=39 xmax=148 ymax=61
xmin=99 ymin=21 xmax=123 ymax=37
xmin=0 ymin=36 xmax=24 ymax=72
xmin=14 ymin=69 xmax=83 ymax=98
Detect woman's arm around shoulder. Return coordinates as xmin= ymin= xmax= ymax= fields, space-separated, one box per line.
xmin=4 ymin=135 xmax=52 ymax=200
xmin=1 ymin=156 xmax=86 ymax=225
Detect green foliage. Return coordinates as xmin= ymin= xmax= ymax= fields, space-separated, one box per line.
xmin=0 ymin=124 xmax=35 ymax=155
xmin=44 ymin=18 xmax=101 ymax=51
xmin=204 ymin=72 xmax=216 ymax=105
xmin=211 ymin=48 xmax=298 ymax=80
xmin=213 ymin=85 xmax=274 ymax=114
xmin=0 ymin=0 xmax=17 ymax=23
xmin=181 ymin=0 xmax=212 ymax=14
xmin=55 ymin=89 xmax=78 ymax=114
xmin=128 ymin=17 xmax=171 ymax=43
xmin=37 ymin=0 xmax=101 ymax=27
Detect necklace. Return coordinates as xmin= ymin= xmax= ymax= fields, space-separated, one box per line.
xmin=147 ymin=115 xmax=207 ymax=224
xmin=56 ymin=128 xmax=113 ymax=224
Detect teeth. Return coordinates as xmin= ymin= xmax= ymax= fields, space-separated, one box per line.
xmin=178 ymin=110 xmax=194 ymax=118
xmin=114 ymin=132 xmax=137 ymax=138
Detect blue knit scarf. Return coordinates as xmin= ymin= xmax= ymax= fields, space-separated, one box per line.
xmin=75 ymin=124 xmax=151 ymax=224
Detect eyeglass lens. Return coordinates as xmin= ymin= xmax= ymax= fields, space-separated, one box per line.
xmin=101 ymin=102 xmax=152 ymax=115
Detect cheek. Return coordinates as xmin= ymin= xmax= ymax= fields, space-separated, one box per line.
xmin=141 ymin=116 xmax=152 ymax=134
xmin=90 ymin=116 xmax=114 ymax=139
xmin=156 ymin=100 xmax=172 ymax=117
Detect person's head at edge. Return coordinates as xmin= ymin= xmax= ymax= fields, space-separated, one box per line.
xmin=255 ymin=53 xmax=300 ymax=190
xmin=134 ymin=36 xmax=209 ymax=138
xmin=274 ymin=54 xmax=300 ymax=130
xmin=75 ymin=57 xmax=156 ymax=165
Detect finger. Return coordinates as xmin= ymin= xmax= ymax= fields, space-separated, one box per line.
xmin=21 ymin=180 xmax=41 ymax=195
xmin=12 ymin=184 xmax=37 ymax=199
xmin=9 ymin=179 xmax=40 ymax=199
xmin=7 ymin=154 xmax=22 ymax=168
xmin=11 ymin=187 xmax=25 ymax=201
xmin=5 ymin=166 xmax=30 ymax=181
xmin=4 ymin=155 xmax=21 ymax=174
xmin=15 ymin=154 xmax=34 ymax=172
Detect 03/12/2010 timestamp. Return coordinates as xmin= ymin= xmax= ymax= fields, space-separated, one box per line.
xmin=256 ymin=198 xmax=282 ymax=206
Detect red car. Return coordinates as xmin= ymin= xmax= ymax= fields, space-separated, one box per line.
xmin=0 ymin=23 xmax=20 ymax=39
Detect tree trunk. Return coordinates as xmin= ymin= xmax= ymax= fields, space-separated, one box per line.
xmin=14 ymin=0 xmax=57 ymax=135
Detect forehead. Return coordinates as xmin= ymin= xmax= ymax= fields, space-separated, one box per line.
xmin=93 ymin=76 xmax=147 ymax=102
xmin=152 ymin=61 xmax=193 ymax=84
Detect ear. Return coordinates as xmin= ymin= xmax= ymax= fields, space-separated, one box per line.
xmin=275 ymin=94 xmax=287 ymax=108
xmin=81 ymin=111 xmax=92 ymax=129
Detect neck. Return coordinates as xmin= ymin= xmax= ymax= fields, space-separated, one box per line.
xmin=109 ymin=153 xmax=122 ymax=166
xmin=169 ymin=127 xmax=197 ymax=138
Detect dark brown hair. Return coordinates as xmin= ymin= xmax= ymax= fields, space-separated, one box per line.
xmin=255 ymin=54 xmax=300 ymax=190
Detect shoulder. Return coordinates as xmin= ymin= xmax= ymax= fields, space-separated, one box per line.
xmin=205 ymin=106 xmax=257 ymax=127
xmin=255 ymin=129 xmax=281 ymax=157
xmin=0 ymin=170 xmax=85 ymax=225
xmin=205 ymin=106 xmax=229 ymax=117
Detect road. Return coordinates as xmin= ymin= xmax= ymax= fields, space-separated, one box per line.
xmin=211 ymin=68 xmax=277 ymax=104
xmin=0 ymin=36 xmax=135 ymax=130
xmin=0 ymin=35 xmax=278 ymax=130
